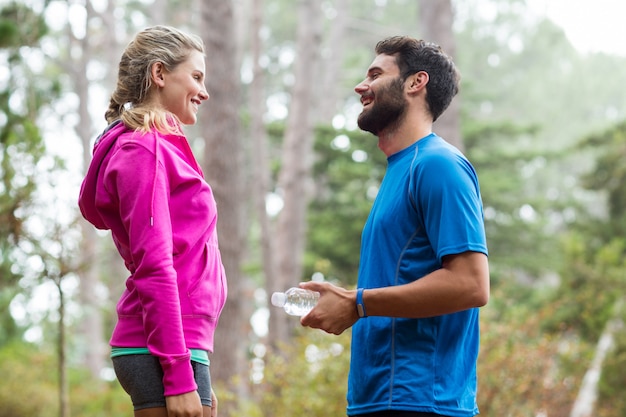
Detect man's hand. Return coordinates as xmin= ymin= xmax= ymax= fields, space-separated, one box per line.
xmin=299 ymin=281 xmax=359 ymax=335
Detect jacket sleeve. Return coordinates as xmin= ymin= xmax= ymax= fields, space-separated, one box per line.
xmin=105 ymin=139 xmax=196 ymax=396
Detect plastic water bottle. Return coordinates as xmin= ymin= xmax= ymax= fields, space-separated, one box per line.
xmin=271 ymin=287 xmax=319 ymax=316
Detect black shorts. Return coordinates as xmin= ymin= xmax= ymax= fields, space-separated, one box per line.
xmin=112 ymin=354 xmax=212 ymax=411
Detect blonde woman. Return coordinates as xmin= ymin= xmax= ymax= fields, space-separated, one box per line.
xmin=79 ymin=26 xmax=227 ymax=417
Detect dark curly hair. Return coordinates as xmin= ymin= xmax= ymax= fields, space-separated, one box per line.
xmin=375 ymin=36 xmax=460 ymax=122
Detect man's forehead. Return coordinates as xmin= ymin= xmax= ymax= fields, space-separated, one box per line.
xmin=367 ymin=53 xmax=399 ymax=74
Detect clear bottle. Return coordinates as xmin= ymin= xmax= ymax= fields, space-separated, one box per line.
xmin=271 ymin=287 xmax=320 ymax=316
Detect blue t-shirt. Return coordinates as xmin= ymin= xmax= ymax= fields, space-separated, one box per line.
xmin=348 ymin=134 xmax=488 ymax=417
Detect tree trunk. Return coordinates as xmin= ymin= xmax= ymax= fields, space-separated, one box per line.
xmin=418 ymin=0 xmax=462 ymax=150
xmin=56 ymin=277 xmax=70 ymax=417
xmin=248 ymin=0 xmax=279 ymax=319
xmin=199 ymin=0 xmax=251 ymax=407
xmin=316 ymin=0 xmax=349 ymax=124
xmin=73 ymin=0 xmax=108 ymax=379
xmin=570 ymin=299 xmax=623 ymax=417
xmin=269 ymin=0 xmax=323 ymax=348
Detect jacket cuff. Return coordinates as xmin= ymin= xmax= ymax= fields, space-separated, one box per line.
xmin=161 ymin=356 xmax=197 ymax=397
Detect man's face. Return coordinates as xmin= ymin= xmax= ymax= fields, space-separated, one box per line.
xmin=355 ymin=54 xmax=407 ymax=135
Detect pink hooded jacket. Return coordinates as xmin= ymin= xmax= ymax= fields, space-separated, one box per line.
xmin=78 ymin=120 xmax=227 ymax=396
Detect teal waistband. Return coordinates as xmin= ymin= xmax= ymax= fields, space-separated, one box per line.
xmin=110 ymin=347 xmax=209 ymax=366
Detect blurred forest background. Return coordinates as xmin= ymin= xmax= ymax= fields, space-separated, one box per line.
xmin=2 ymin=0 xmax=626 ymax=416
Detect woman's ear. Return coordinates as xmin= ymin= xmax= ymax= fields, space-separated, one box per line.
xmin=151 ymin=62 xmax=166 ymax=88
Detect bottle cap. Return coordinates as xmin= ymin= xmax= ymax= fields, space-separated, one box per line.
xmin=271 ymin=292 xmax=286 ymax=307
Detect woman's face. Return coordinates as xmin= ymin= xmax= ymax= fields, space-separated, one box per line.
xmin=158 ymin=50 xmax=209 ymax=125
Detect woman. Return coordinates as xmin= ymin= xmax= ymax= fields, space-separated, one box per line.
xmin=79 ymin=26 xmax=227 ymax=417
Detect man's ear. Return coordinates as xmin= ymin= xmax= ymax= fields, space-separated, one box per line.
xmin=151 ymin=62 xmax=166 ymax=88
xmin=407 ymin=71 xmax=429 ymax=93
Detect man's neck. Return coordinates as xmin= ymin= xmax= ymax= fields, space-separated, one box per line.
xmin=377 ymin=120 xmax=432 ymax=157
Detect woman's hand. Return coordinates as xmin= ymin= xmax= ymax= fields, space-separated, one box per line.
xmin=165 ymin=391 xmax=203 ymax=417
xmin=210 ymin=389 xmax=218 ymax=417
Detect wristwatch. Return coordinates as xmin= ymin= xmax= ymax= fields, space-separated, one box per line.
xmin=356 ymin=288 xmax=367 ymax=318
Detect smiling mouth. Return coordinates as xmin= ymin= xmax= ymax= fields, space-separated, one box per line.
xmin=361 ymin=96 xmax=373 ymax=107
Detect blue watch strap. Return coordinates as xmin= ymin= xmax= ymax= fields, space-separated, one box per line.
xmin=356 ymin=288 xmax=367 ymax=318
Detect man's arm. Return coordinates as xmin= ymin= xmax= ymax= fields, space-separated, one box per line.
xmin=299 ymin=251 xmax=489 ymax=335
xmin=365 ymin=251 xmax=489 ymax=318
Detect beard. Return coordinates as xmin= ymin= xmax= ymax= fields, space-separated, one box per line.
xmin=357 ymin=77 xmax=407 ymax=136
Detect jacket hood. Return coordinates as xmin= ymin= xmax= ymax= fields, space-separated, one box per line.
xmin=78 ymin=120 xmax=127 ymax=229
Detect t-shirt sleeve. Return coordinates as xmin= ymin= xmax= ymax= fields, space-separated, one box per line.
xmin=415 ymin=152 xmax=488 ymax=263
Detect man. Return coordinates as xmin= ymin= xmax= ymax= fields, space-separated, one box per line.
xmin=300 ymin=36 xmax=490 ymax=417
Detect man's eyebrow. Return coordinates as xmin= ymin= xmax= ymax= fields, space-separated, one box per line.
xmin=367 ymin=66 xmax=384 ymax=75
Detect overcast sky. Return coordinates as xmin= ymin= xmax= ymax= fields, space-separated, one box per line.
xmin=528 ymin=0 xmax=626 ymax=56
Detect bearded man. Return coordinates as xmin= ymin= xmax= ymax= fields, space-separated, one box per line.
xmin=301 ymin=36 xmax=490 ymax=417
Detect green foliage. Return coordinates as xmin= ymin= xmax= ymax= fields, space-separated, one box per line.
xmin=0 ymin=340 xmax=129 ymax=417
xmin=0 ymin=1 xmax=49 ymax=282
xmin=0 ymin=114 xmax=45 ymax=288
xmin=578 ymin=121 xmax=626 ymax=234
xmin=222 ymin=329 xmax=350 ymax=417
xmin=0 ymin=3 xmax=54 ymax=344
xmin=545 ymin=123 xmax=626 ymax=342
xmin=304 ymin=125 xmax=387 ymax=284
xmin=0 ymin=341 xmax=59 ymax=417
xmin=259 ymin=120 xmax=383 ymax=285
xmin=3 ymin=1 xmax=626 ymax=415
xmin=457 ymin=0 xmax=626 ymax=284
xmin=0 ymin=287 xmax=23 ymax=345
xmin=478 ymin=301 xmax=580 ymax=417
xmin=0 ymin=2 xmax=47 ymax=49
xmin=597 ymin=326 xmax=626 ymax=417
xmin=465 ymin=118 xmax=565 ymax=280
xmin=68 ymin=370 xmax=130 ymax=417
xmin=545 ymin=121 xmax=626 ymax=416
xmin=543 ymin=234 xmax=624 ymax=340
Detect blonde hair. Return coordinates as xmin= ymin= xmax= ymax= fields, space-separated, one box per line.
xmin=105 ymin=25 xmax=205 ymax=134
